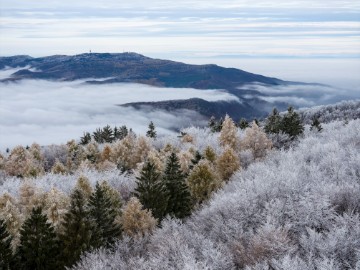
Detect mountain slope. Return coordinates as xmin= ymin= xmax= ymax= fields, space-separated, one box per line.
xmin=0 ymin=53 xmax=284 ymax=89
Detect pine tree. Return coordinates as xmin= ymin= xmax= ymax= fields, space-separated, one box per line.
xmin=88 ymin=182 xmax=122 ymax=247
xmin=281 ymin=106 xmax=304 ymax=139
xmin=310 ymin=116 xmax=323 ymax=132
xmin=16 ymin=207 xmax=61 ymax=270
xmin=92 ymin=128 xmax=104 ymax=144
xmin=80 ymin=132 xmax=91 ymax=145
xmin=60 ymin=189 xmax=98 ymax=268
xmin=208 ymin=116 xmax=216 ymax=132
xmin=163 ymin=153 xmax=192 ymax=219
xmin=146 ymin=121 xmax=157 ymax=139
xmin=102 ymin=125 xmax=114 ymax=143
xmin=134 ymin=162 xmax=169 ymax=221
xmin=0 ymin=219 xmax=13 ymax=270
xmin=264 ymin=108 xmax=282 ymax=134
xmin=239 ymin=118 xmax=249 ymax=130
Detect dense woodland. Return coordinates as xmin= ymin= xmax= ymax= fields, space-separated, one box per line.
xmin=0 ymin=100 xmax=359 ymax=269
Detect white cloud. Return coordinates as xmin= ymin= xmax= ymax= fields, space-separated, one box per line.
xmin=0 ymin=76 xmax=237 ymax=149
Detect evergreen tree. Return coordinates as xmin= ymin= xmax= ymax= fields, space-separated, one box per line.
xmin=239 ymin=118 xmax=249 ymax=130
xmin=88 ymin=182 xmax=122 ymax=247
xmin=208 ymin=116 xmax=216 ymax=132
xmin=310 ymin=116 xmax=323 ymax=132
xmin=264 ymin=108 xmax=282 ymax=134
xmin=102 ymin=125 xmax=114 ymax=143
xmin=15 ymin=207 xmax=60 ymax=270
xmin=114 ymin=125 xmax=129 ymax=140
xmin=60 ymin=189 xmax=98 ymax=268
xmin=163 ymin=153 xmax=192 ymax=219
xmin=134 ymin=162 xmax=169 ymax=221
xmin=0 ymin=219 xmax=13 ymax=270
xmin=92 ymin=128 xmax=104 ymax=144
xmin=146 ymin=121 xmax=157 ymax=139
xmin=80 ymin=132 xmax=91 ymax=145
xmin=189 ymin=151 xmax=203 ymax=171
xmin=281 ymin=106 xmax=304 ymax=139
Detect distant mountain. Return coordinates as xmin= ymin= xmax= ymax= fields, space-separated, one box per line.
xmin=0 ymin=52 xmax=307 ymax=119
xmin=0 ymin=53 xmax=284 ymax=89
xmin=121 ymin=98 xmax=265 ymax=120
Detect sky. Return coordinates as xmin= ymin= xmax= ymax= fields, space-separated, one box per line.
xmin=0 ymin=0 xmax=360 ymax=83
xmin=0 ymin=0 xmax=360 ymax=148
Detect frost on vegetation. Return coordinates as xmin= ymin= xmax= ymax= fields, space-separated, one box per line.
xmin=0 ymin=103 xmax=359 ymax=269
xmin=74 ymin=118 xmax=360 ymax=269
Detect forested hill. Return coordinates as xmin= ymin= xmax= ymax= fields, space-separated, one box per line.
xmin=0 ymin=53 xmax=284 ymax=89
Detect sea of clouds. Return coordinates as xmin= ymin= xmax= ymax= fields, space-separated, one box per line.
xmin=0 ymin=68 xmax=238 ymax=150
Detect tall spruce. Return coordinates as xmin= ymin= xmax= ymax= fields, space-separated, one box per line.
xmin=0 ymin=219 xmax=13 ymax=270
xmin=146 ymin=121 xmax=157 ymax=139
xmin=281 ymin=106 xmax=304 ymax=139
xmin=88 ymin=182 xmax=122 ymax=247
xmin=60 ymin=189 xmax=99 ymax=268
xmin=134 ymin=161 xmax=169 ymax=221
xmin=102 ymin=125 xmax=115 ymax=143
xmin=264 ymin=108 xmax=282 ymax=134
xmin=163 ymin=153 xmax=192 ymax=219
xmin=15 ymin=207 xmax=60 ymax=270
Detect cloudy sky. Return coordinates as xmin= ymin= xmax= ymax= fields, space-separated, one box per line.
xmin=1 ymin=0 xmax=360 ymax=85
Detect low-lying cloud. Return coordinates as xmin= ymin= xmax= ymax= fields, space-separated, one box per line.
xmin=0 ymin=75 xmax=237 ymax=150
xmin=239 ymin=83 xmax=360 ymax=108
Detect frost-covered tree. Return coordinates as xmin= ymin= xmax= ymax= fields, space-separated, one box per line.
xmin=66 ymin=140 xmax=84 ymax=172
xmin=75 ymin=175 xmax=93 ymax=199
xmin=88 ymin=182 xmax=122 ymax=247
xmin=0 ymin=219 xmax=13 ymax=270
xmin=216 ymin=147 xmax=240 ymax=181
xmin=134 ymin=162 xmax=169 ymax=221
xmin=51 ymin=159 xmax=67 ymax=174
xmin=163 ymin=153 xmax=192 ymax=219
xmin=187 ymin=160 xmax=222 ymax=203
xmin=4 ymin=146 xmax=32 ymax=178
xmin=15 ymin=207 xmax=60 ymax=270
xmin=121 ymin=197 xmax=157 ymax=237
xmin=203 ymin=146 xmax=216 ymax=163
xmin=83 ymin=142 xmax=100 ymax=164
xmin=219 ymin=114 xmax=239 ymax=149
xmin=43 ymin=188 xmax=69 ymax=231
xmin=0 ymin=200 xmax=22 ymax=250
xmin=241 ymin=122 xmax=272 ymax=159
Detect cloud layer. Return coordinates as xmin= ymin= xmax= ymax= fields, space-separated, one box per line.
xmin=0 ymin=74 xmax=237 ymax=149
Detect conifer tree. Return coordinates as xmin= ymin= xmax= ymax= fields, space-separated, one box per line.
xmin=239 ymin=118 xmax=249 ymax=130
xmin=16 ymin=207 xmax=60 ymax=270
xmin=216 ymin=147 xmax=240 ymax=181
xmin=60 ymin=189 xmax=98 ymax=268
xmin=0 ymin=219 xmax=13 ymax=270
xmin=264 ymin=108 xmax=282 ymax=134
xmin=92 ymin=128 xmax=104 ymax=144
xmin=281 ymin=106 xmax=304 ymax=139
xmin=80 ymin=132 xmax=91 ymax=145
xmin=88 ymin=182 xmax=122 ymax=247
xmin=146 ymin=121 xmax=157 ymax=139
xmin=189 ymin=150 xmax=203 ymax=171
xmin=208 ymin=116 xmax=216 ymax=132
xmin=163 ymin=153 xmax=192 ymax=219
xmin=310 ymin=116 xmax=323 ymax=132
xmin=102 ymin=125 xmax=114 ymax=143
xmin=203 ymin=146 xmax=216 ymax=163
xmin=134 ymin=162 xmax=169 ymax=221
